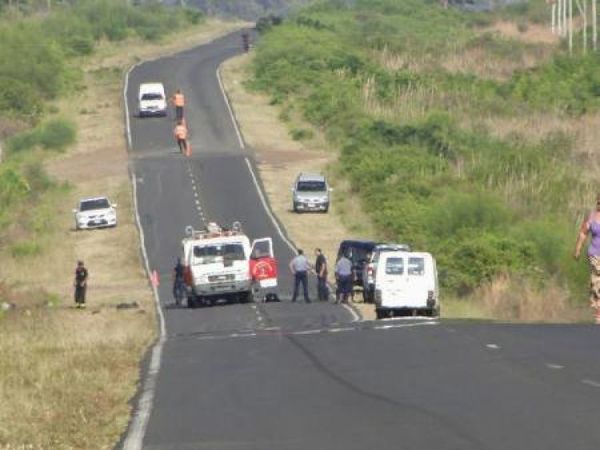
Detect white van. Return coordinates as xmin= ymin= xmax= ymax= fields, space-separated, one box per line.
xmin=138 ymin=82 xmax=167 ymax=117
xmin=374 ymin=251 xmax=439 ymax=319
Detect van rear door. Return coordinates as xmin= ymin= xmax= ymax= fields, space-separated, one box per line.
xmin=378 ymin=253 xmax=431 ymax=308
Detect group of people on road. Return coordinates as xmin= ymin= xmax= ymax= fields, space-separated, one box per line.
xmin=288 ymin=248 xmax=353 ymax=304
xmin=171 ymin=89 xmax=189 ymax=155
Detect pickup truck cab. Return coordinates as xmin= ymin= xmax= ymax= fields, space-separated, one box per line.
xmin=374 ymin=251 xmax=439 ymax=319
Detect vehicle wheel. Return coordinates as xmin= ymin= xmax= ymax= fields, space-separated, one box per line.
xmin=293 ymin=203 xmax=299 ymax=213
xmin=187 ymin=296 xmax=195 ymax=309
xmin=323 ymin=206 xmax=329 ymax=213
xmin=376 ymin=309 xmax=384 ymax=320
xmin=240 ymin=290 xmax=254 ymax=304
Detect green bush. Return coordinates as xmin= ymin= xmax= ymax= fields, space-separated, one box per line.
xmin=290 ymin=127 xmax=314 ymax=141
xmin=7 ymin=119 xmax=76 ymax=154
xmin=10 ymin=241 xmax=41 ymax=258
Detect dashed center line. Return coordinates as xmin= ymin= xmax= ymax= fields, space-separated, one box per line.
xmin=545 ymin=363 xmax=565 ymax=370
xmin=486 ymin=344 xmax=501 ymax=350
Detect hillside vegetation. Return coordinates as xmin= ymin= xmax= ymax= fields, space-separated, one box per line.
xmin=251 ymin=0 xmax=596 ymax=314
xmin=0 ymin=0 xmax=203 ymax=261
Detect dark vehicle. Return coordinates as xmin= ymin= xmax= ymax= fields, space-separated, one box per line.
xmin=336 ymin=240 xmax=381 ymax=289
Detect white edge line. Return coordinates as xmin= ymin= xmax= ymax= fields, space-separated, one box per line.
xmin=581 ymin=379 xmax=600 ymax=388
xmin=121 ymin=63 xmax=165 ymax=450
xmin=373 ymin=321 xmax=438 ymax=330
xmin=122 ymin=169 xmax=165 ymax=450
xmin=216 ymin=66 xmax=245 ymax=149
xmin=216 ymin=63 xmax=362 ymax=324
xmin=121 ymin=29 xmax=249 ymax=450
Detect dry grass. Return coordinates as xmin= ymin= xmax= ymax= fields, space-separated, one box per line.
xmin=0 ymin=19 xmax=246 ymax=449
xmin=221 ymin=54 xmax=377 ymax=320
xmin=462 ymin=274 xmax=591 ymax=323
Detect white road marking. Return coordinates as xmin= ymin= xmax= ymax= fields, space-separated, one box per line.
xmin=581 ymin=379 xmax=600 ymax=388
xmin=216 ymin=66 xmax=245 ymax=149
xmin=545 ymin=363 xmax=564 ymax=370
xmin=486 ymin=344 xmax=500 ymax=350
xmin=329 ymin=327 xmax=354 ymax=333
xmin=122 ymin=30 xmax=247 ymax=450
xmin=217 ymin=64 xmax=363 ymax=324
xmin=121 ymin=170 xmax=166 ymax=450
xmin=373 ymin=321 xmax=438 ymax=331
xmin=293 ymin=329 xmax=322 ymax=335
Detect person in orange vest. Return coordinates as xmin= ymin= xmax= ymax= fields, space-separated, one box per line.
xmin=173 ymin=120 xmax=188 ymax=154
xmin=171 ymin=89 xmax=185 ymax=121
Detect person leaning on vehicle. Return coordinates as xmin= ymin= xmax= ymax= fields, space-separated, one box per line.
xmin=171 ymin=89 xmax=185 ymax=121
xmin=74 ymin=260 xmax=88 ymax=308
xmin=173 ymin=257 xmax=185 ymax=302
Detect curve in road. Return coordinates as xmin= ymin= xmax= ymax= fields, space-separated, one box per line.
xmin=121 ymin=30 xmax=600 ymax=450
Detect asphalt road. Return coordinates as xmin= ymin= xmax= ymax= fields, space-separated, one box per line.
xmin=123 ymin=30 xmax=600 ymax=450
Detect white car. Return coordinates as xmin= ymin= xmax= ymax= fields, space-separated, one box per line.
xmin=138 ymin=82 xmax=167 ymax=117
xmin=73 ymin=197 xmax=117 ymax=230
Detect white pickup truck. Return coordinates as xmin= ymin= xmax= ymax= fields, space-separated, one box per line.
xmin=181 ymin=222 xmax=274 ymax=308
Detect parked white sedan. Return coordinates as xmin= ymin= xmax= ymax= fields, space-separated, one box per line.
xmin=73 ymin=197 xmax=117 ymax=230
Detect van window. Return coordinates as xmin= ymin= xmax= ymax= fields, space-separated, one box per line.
xmin=385 ymin=257 xmax=404 ymax=275
xmin=141 ymin=93 xmax=163 ymax=101
xmin=408 ymin=257 xmax=425 ymax=276
xmin=193 ymin=244 xmax=245 ymax=264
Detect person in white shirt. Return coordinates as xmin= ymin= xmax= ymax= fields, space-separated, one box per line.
xmin=289 ymin=249 xmax=311 ymax=303
xmin=335 ymin=253 xmax=353 ymax=304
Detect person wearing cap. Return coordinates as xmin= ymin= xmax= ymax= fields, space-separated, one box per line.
xmin=74 ymin=261 xmax=88 ymax=308
xmin=171 ymin=89 xmax=185 ymax=121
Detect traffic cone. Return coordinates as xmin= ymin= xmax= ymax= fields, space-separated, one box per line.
xmin=151 ymin=270 xmax=160 ymax=287
xmin=595 ymin=307 xmax=600 ymax=325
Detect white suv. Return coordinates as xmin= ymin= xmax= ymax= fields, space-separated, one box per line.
xmin=292 ymin=173 xmax=331 ymax=213
xmin=138 ymin=82 xmax=167 ymax=117
xmin=73 ymin=197 xmax=117 ymax=230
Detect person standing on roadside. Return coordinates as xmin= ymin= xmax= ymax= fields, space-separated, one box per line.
xmin=314 ymin=248 xmax=329 ymax=301
xmin=74 ymin=260 xmax=88 ymax=308
xmin=289 ymin=249 xmax=311 ymax=303
xmin=335 ymin=252 xmax=353 ymax=304
xmin=171 ymin=89 xmax=185 ymax=121
xmin=173 ymin=119 xmax=188 ymax=154
xmin=574 ymin=193 xmax=600 ymax=310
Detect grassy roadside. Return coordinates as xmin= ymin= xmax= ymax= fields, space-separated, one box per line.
xmin=222 ymin=21 xmax=591 ymax=322
xmin=0 ymin=19 xmax=246 ymax=449
xmin=221 ymin=54 xmax=378 ymax=320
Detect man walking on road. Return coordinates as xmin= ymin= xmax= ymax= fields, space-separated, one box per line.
xmin=174 ymin=120 xmax=188 ymax=154
xmin=171 ymin=89 xmax=185 ymax=121
xmin=335 ymin=252 xmax=353 ymax=304
xmin=74 ymin=260 xmax=88 ymax=308
xmin=314 ymin=248 xmax=329 ymax=301
xmin=289 ymin=249 xmax=311 ymax=303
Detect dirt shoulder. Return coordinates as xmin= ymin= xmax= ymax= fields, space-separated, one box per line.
xmin=0 ymin=19 xmax=246 ymax=449
xmin=220 ymin=54 xmax=377 ymax=320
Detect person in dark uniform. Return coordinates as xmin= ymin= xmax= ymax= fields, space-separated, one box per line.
xmin=74 ymin=260 xmax=88 ymax=308
xmin=314 ymin=248 xmax=329 ymax=301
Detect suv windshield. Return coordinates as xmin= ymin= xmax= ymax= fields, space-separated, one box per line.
xmin=80 ymin=199 xmax=110 ymax=211
xmin=193 ymin=244 xmax=245 ymax=265
xmin=297 ymin=181 xmax=326 ymax=192
xmin=141 ymin=93 xmax=163 ymax=101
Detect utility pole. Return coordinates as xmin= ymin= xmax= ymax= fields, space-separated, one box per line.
xmin=569 ymin=0 xmax=573 ymax=54
xmin=593 ymin=0 xmax=598 ymax=51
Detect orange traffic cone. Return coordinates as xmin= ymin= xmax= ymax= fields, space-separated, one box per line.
xmin=151 ymin=270 xmax=160 ymax=287
xmin=595 ymin=307 xmax=600 ymax=325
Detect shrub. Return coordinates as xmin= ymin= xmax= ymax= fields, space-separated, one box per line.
xmin=290 ymin=127 xmax=314 ymax=140
xmin=10 ymin=241 xmax=41 ymax=258
xmin=37 ymin=119 xmax=76 ymax=151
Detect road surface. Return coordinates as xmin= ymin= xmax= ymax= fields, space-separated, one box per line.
xmin=122 ymin=30 xmax=600 ymax=450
